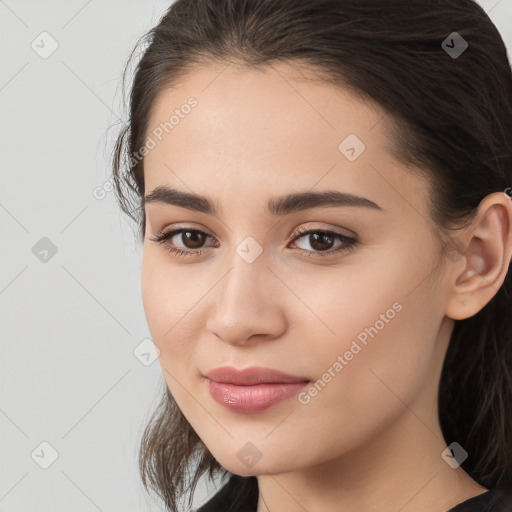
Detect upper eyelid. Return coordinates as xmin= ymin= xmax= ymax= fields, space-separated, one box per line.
xmin=291 ymin=225 xmax=351 ymax=237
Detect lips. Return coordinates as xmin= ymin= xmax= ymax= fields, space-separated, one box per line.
xmin=204 ymin=365 xmax=310 ymax=385
xmin=203 ymin=366 xmax=311 ymax=413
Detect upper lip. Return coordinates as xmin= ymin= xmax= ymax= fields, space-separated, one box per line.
xmin=205 ymin=366 xmax=310 ymax=385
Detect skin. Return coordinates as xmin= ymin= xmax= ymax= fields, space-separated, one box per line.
xmin=140 ymin=60 xmax=512 ymax=512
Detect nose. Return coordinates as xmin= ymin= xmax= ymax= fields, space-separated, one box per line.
xmin=205 ymin=252 xmax=288 ymax=346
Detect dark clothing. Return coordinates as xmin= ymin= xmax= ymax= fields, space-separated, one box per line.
xmin=197 ymin=475 xmax=258 ymax=512
xmin=450 ymin=488 xmax=512 ymax=511
xmin=196 ymin=475 xmax=512 ymax=512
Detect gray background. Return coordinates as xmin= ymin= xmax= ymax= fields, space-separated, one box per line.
xmin=1 ymin=1 xmax=511 ymax=511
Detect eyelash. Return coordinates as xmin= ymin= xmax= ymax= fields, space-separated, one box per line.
xmin=148 ymin=225 xmax=358 ymax=260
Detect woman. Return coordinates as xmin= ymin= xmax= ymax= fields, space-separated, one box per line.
xmin=111 ymin=0 xmax=512 ymax=510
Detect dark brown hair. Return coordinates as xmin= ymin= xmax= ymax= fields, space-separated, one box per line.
xmin=111 ymin=1 xmax=512 ymax=510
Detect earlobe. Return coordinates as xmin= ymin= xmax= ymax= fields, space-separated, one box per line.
xmin=445 ymin=193 xmax=512 ymax=321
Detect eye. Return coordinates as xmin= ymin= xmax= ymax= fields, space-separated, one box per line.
xmin=148 ymin=225 xmax=358 ymax=260
xmin=289 ymin=226 xmax=358 ymax=259
xmin=148 ymin=228 xmax=217 ymax=258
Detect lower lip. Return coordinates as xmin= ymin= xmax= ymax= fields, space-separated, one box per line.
xmin=205 ymin=378 xmax=309 ymax=413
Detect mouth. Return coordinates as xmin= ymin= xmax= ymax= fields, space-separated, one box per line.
xmin=203 ymin=366 xmax=311 ymax=413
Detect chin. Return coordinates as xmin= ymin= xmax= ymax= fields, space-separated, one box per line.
xmin=209 ymin=448 xmax=300 ymax=478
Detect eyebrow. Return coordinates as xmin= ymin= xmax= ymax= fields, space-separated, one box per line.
xmin=143 ymin=185 xmax=384 ymax=216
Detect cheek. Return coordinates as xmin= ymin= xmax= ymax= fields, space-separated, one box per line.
xmin=293 ymin=256 xmax=441 ymax=429
xmin=141 ymin=256 xmax=206 ymax=418
xmin=140 ymin=252 xmax=167 ymax=345
xmin=140 ymin=250 xmax=201 ymax=362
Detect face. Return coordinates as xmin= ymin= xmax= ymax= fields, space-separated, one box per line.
xmin=141 ymin=61 xmax=453 ymax=476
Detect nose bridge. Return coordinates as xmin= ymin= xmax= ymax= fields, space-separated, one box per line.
xmin=206 ymin=240 xmax=284 ymax=343
xmin=217 ymin=243 xmax=268 ymax=313
xmin=217 ymin=214 xmax=272 ymax=295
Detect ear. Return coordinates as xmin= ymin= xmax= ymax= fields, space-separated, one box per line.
xmin=445 ymin=192 xmax=512 ymax=321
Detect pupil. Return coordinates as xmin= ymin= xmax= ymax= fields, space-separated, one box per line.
xmin=311 ymin=233 xmax=333 ymax=251
xmin=184 ymin=231 xmax=204 ymax=249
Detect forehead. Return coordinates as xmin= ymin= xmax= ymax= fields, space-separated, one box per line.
xmin=143 ymin=61 xmax=431 ymax=220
